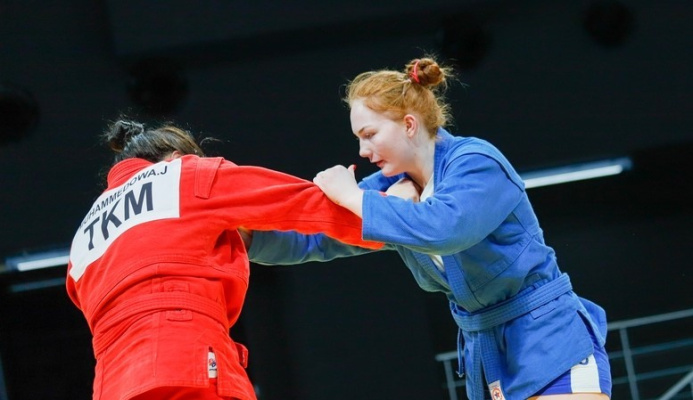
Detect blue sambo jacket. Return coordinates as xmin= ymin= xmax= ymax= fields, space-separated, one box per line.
xmin=248 ymin=128 xmax=608 ymax=400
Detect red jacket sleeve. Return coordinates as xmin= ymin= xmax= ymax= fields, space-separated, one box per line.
xmin=189 ymin=158 xmax=383 ymax=250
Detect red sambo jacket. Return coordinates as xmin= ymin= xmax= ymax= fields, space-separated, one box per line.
xmin=66 ymin=155 xmax=381 ymax=400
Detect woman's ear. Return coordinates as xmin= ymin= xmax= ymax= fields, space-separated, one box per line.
xmin=403 ymin=114 xmax=418 ymax=137
xmin=164 ymin=150 xmax=183 ymax=161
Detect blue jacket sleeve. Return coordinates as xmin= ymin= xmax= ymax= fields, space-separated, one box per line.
xmin=247 ymin=231 xmax=381 ymax=265
xmin=362 ymin=154 xmax=523 ymax=255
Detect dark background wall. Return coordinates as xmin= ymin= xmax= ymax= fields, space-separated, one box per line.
xmin=0 ymin=1 xmax=691 ymax=399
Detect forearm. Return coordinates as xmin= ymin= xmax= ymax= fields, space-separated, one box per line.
xmin=248 ymin=230 xmax=374 ymax=265
xmin=338 ymin=188 xmax=364 ymax=218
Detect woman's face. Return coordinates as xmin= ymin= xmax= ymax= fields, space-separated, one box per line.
xmin=350 ymin=99 xmax=414 ymax=177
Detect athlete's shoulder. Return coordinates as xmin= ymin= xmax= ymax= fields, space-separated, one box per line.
xmin=180 ymin=155 xmax=237 ymax=172
xmin=447 ymin=134 xmax=498 ymax=154
xmin=436 ymin=132 xmax=495 ymax=164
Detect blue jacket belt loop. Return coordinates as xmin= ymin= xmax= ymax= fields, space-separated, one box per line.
xmin=449 ymin=273 xmax=573 ymax=399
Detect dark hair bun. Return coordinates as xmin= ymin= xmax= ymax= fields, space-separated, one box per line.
xmin=106 ymin=120 xmax=145 ymax=152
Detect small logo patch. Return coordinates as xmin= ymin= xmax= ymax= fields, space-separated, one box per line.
xmin=489 ymin=380 xmax=505 ymax=400
xmin=208 ymin=351 xmax=218 ymax=378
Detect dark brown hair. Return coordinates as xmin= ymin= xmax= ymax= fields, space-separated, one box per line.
xmin=104 ymin=118 xmax=204 ymax=163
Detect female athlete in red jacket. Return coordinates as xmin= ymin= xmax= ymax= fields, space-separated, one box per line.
xmin=66 ymin=119 xmax=382 ymax=400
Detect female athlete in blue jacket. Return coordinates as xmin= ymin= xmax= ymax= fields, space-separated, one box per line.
xmin=246 ymin=57 xmax=612 ymax=400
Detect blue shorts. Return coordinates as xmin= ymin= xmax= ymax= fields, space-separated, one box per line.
xmin=532 ymin=331 xmax=612 ymax=397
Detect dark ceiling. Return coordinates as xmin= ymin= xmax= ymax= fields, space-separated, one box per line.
xmin=0 ymin=1 xmax=691 ymax=399
xmin=1 ymin=0 xmax=691 ymax=258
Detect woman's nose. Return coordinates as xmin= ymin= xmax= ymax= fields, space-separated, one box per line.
xmin=358 ymin=140 xmax=371 ymax=158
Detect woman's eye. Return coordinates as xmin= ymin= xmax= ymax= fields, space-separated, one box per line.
xmin=356 ymin=131 xmax=375 ymax=140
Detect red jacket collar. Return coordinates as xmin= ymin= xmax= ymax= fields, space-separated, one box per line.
xmin=106 ymin=158 xmax=154 ymax=188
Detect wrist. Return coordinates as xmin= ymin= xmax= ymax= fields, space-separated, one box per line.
xmin=344 ymin=189 xmax=364 ymax=218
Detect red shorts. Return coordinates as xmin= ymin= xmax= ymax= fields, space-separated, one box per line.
xmin=130 ymin=379 xmax=240 ymax=400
